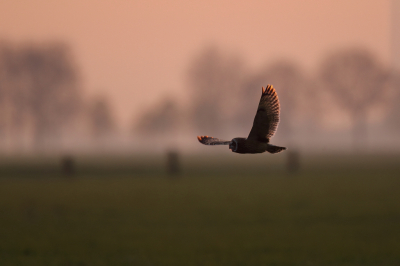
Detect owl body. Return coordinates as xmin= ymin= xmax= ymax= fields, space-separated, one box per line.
xmin=229 ymin=138 xmax=269 ymax=154
xmin=197 ymin=85 xmax=286 ymax=155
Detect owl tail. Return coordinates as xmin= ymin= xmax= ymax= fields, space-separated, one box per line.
xmin=266 ymin=144 xmax=287 ymax=154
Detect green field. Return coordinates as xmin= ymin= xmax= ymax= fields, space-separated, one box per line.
xmin=0 ymin=153 xmax=399 ymax=266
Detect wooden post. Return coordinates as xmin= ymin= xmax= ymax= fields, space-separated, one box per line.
xmin=61 ymin=155 xmax=75 ymax=176
xmin=166 ymin=150 xmax=180 ymax=176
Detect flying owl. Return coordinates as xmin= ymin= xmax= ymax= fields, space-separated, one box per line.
xmin=197 ymin=85 xmax=286 ymax=154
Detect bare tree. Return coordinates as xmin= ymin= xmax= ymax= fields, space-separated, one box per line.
xmin=0 ymin=42 xmax=82 ymax=151
xmin=134 ymin=97 xmax=180 ymax=136
xmin=382 ymin=71 xmax=400 ymax=133
xmin=186 ymin=46 xmax=246 ymax=135
xmin=0 ymin=43 xmax=31 ymax=147
xmin=24 ymin=44 xmax=82 ymax=148
xmin=0 ymin=43 xmax=8 ymax=140
xmin=88 ymin=96 xmax=117 ymax=139
xmin=319 ymin=48 xmax=391 ymax=150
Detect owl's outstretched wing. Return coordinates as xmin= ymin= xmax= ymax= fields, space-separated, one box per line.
xmin=247 ymin=85 xmax=280 ymax=142
xmin=197 ymin=136 xmax=231 ymax=145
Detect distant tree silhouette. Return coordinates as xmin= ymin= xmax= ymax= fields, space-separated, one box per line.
xmin=89 ymin=96 xmax=116 ymax=139
xmin=186 ymin=46 xmax=246 ymax=135
xmin=0 ymin=44 xmax=8 ymax=139
xmin=319 ymin=48 xmax=391 ymax=150
xmin=25 ymin=44 xmax=82 ymax=148
xmin=383 ymin=71 xmax=400 ymax=133
xmin=0 ymin=42 xmax=82 ymax=151
xmin=0 ymin=43 xmax=31 ymax=147
xmin=135 ymin=97 xmax=180 ymax=136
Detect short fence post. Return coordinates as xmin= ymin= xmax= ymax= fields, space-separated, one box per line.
xmin=166 ymin=150 xmax=180 ymax=176
xmin=61 ymin=155 xmax=75 ymax=176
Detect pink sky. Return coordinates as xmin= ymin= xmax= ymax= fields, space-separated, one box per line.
xmin=0 ymin=0 xmax=392 ymax=128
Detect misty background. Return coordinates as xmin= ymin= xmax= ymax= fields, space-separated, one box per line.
xmin=0 ymin=1 xmax=399 ymax=155
xmin=0 ymin=42 xmax=399 ymax=155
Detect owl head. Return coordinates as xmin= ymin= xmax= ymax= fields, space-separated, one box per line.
xmin=228 ymin=139 xmax=238 ymax=152
xmin=229 ymin=138 xmax=247 ymax=153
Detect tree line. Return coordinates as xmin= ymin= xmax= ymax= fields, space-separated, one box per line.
xmin=136 ymin=46 xmax=400 ymax=151
xmin=1 ymin=41 xmax=398 ymax=153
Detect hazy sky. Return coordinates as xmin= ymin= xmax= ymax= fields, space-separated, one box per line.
xmin=0 ymin=0 xmax=392 ymax=127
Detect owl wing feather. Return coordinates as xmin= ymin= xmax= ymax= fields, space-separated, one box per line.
xmin=197 ymin=136 xmax=231 ymax=145
xmin=247 ymin=85 xmax=280 ymax=142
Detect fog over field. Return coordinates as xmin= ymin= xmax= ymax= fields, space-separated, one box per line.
xmin=0 ymin=1 xmax=399 ymax=155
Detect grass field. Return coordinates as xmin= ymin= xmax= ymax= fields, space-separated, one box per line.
xmin=0 ymin=152 xmax=399 ymax=265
